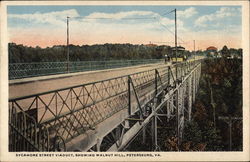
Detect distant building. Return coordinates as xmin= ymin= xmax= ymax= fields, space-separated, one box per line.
xmin=206 ymin=46 xmax=217 ymax=51
xmin=172 ymin=46 xmax=185 ymax=52
xmin=145 ymin=43 xmax=157 ymax=47
xmin=52 ymin=45 xmax=63 ymax=50
xmin=206 ymin=46 xmax=218 ymax=57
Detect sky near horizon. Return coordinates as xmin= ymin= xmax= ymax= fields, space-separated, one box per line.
xmin=7 ymin=5 xmax=242 ymax=50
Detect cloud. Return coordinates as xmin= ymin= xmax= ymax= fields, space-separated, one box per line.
xmin=85 ymin=11 xmax=159 ymax=19
xmin=83 ymin=10 xmax=178 ymax=28
xmin=83 ymin=10 xmax=185 ymax=30
xmin=216 ymin=7 xmax=239 ymax=18
xmin=178 ymin=7 xmax=198 ymax=19
xmin=194 ymin=7 xmax=240 ymax=27
xmin=8 ymin=9 xmax=79 ymax=26
xmin=195 ymin=16 xmax=211 ymax=27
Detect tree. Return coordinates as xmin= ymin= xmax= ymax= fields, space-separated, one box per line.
xmin=201 ymin=125 xmax=222 ymax=151
xmin=192 ymin=58 xmax=242 ymax=151
xmin=237 ymin=48 xmax=242 ymax=58
xmin=183 ymin=121 xmax=202 ymax=143
xmin=221 ymin=45 xmax=230 ymax=58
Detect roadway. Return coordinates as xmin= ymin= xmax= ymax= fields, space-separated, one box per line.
xmin=9 ymin=61 xmax=168 ymax=99
xmin=9 ymin=56 xmax=204 ymax=99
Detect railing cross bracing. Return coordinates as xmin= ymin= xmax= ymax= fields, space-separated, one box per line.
xmin=9 ymin=59 xmax=163 ymax=80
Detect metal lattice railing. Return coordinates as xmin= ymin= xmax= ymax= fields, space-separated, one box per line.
xmin=9 ymin=59 xmax=163 ymax=80
xmin=9 ymin=59 xmax=201 ymax=151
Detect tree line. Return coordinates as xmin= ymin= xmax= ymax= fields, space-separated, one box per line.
xmin=9 ymin=43 xmax=242 ymax=63
xmin=220 ymin=45 xmax=242 ymax=58
xmin=9 ymin=43 xmax=194 ymax=63
xmin=206 ymin=45 xmax=242 ymax=58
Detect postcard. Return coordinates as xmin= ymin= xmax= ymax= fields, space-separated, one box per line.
xmin=0 ymin=1 xmax=249 ymax=161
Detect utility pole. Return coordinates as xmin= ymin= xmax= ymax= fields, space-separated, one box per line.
xmin=67 ymin=16 xmax=70 ymax=73
xmin=218 ymin=116 xmax=242 ymax=151
xmin=174 ymin=8 xmax=178 ymax=81
xmin=174 ymin=9 xmax=180 ymax=149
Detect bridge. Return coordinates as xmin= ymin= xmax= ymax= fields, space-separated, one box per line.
xmin=9 ymin=58 xmax=202 ymax=151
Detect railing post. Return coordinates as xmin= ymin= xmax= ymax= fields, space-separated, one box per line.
xmin=192 ymin=69 xmax=196 ymax=102
xmin=154 ymin=97 xmax=158 ymax=151
xmin=188 ymin=76 xmax=192 ymax=121
xmin=151 ymin=97 xmax=158 ymax=151
xmin=182 ymin=63 xmax=184 ymax=80
xmin=155 ymin=69 xmax=158 ymax=96
xmin=175 ymin=90 xmax=179 ymax=150
xmin=175 ymin=64 xmax=178 ymax=86
xmin=128 ymin=76 xmax=131 ymax=115
xmin=168 ymin=67 xmax=170 ymax=87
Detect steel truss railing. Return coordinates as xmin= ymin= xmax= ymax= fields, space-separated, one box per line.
xmin=9 ymin=59 xmax=202 ymax=151
xmin=9 ymin=59 xmax=163 ymax=80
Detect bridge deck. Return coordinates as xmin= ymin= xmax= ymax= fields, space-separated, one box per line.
xmin=9 ymin=62 xmax=167 ymax=99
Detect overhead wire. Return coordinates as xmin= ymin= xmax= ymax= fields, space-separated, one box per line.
xmin=157 ymin=20 xmax=186 ymax=44
xmin=161 ymin=9 xmax=175 ymax=16
xmin=68 ymin=9 xmax=187 ymax=45
xmin=70 ymin=16 xmax=157 ymax=20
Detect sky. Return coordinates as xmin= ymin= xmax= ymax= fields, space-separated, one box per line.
xmin=7 ymin=5 xmax=242 ymax=50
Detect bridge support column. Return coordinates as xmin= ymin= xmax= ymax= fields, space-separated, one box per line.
xmin=177 ymin=85 xmax=185 ymax=148
xmin=115 ymin=127 xmax=121 ymax=144
xmin=166 ymin=94 xmax=174 ymax=122
xmin=151 ymin=98 xmax=158 ymax=151
xmin=195 ymin=68 xmax=198 ymax=94
xmin=170 ymin=96 xmax=174 ymax=115
xmin=192 ymin=70 xmax=196 ymax=102
xmin=96 ymin=138 xmax=103 ymax=151
xmin=142 ymin=126 xmax=146 ymax=144
xmin=166 ymin=99 xmax=170 ymax=122
xmin=188 ymin=76 xmax=192 ymax=121
xmin=197 ymin=64 xmax=201 ymax=89
xmin=197 ymin=64 xmax=201 ymax=90
xmin=182 ymin=81 xmax=186 ymax=112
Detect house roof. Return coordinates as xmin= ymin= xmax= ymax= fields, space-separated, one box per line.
xmin=145 ymin=43 xmax=157 ymax=47
xmin=206 ymin=46 xmax=217 ymax=51
xmin=171 ymin=46 xmax=185 ymax=51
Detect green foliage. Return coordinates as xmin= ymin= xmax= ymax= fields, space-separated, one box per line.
xmin=192 ymin=58 xmax=242 ymax=151
xmin=223 ymin=79 xmax=232 ymax=88
xmin=8 ymin=42 xmax=203 ymax=63
xmin=8 ymin=43 xmax=179 ymax=63
xmin=182 ymin=120 xmax=222 ymax=151
xmin=221 ymin=45 xmax=230 ymax=57
xmin=201 ymin=125 xmax=222 ymax=151
xmin=183 ymin=121 xmax=202 ymax=143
